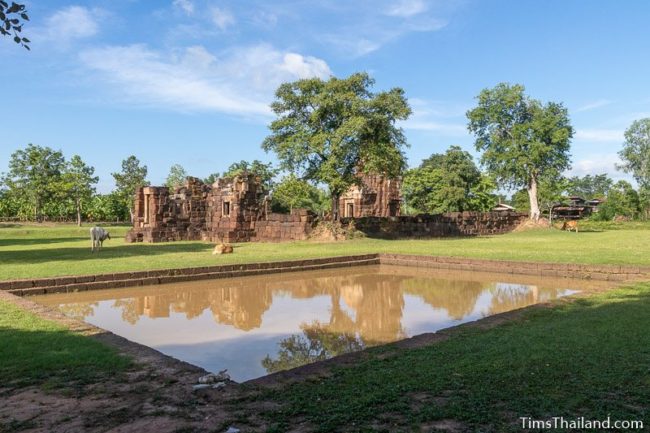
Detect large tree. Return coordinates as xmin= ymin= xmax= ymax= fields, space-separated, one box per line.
xmin=618 ymin=118 xmax=650 ymax=189
xmin=272 ymin=174 xmax=329 ymax=214
xmin=566 ymin=174 xmax=613 ymax=199
xmin=2 ymin=144 xmax=65 ymax=220
xmin=62 ymin=155 xmax=98 ymax=226
xmin=111 ymin=156 xmax=149 ymax=222
xmin=222 ymin=160 xmax=277 ymax=191
xmin=0 ymin=1 xmax=29 ymax=49
xmin=262 ymin=72 xmax=411 ymax=219
xmin=618 ymin=118 xmax=650 ymax=217
xmin=403 ymin=146 xmax=496 ymax=214
xmin=594 ymin=180 xmax=640 ymax=221
xmin=165 ymin=164 xmax=188 ymax=190
xmin=467 ymin=83 xmax=574 ymax=221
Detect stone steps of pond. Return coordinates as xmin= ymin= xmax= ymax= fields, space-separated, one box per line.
xmin=8 ymin=257 xmax=381 ymax=296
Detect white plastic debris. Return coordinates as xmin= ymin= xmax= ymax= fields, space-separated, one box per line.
xmin=198 ymin=369 xmax=230 ymax=384
xmin=226 ymin=427 xmax=240 ymax=433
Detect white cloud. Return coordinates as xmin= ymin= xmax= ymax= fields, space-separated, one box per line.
xmin=79 ymin=43 xmax=332 ymax=117
xmin=574 ymin=128 xmax=624 ymax=142
xmin=42 ymin=6 xmax=100 ymax=43
xmin=173 ymin=0 xmax=194 ymax=15
xmin=401 ymin=98 xmax=469 ymax=136
xmin=251 ymin=10 xmax=278 ymax=28
xmin=210 ymin=7 xmax=235 ymax=31
xmin=575 ymin=99 xmax=612 ymax=112
xmin=386 ymin=0 xmax=428 ymax=17
xmin=323 ymin=36 xmax=382 ymax=56
xmin=567 ymin=153 xmax=632 ymax=181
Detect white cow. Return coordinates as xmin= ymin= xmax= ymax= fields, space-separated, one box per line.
xmin=90 ymin=226 xmax=111 ymax=252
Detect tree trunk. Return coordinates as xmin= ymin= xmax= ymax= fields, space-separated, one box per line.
xmin=76 ymin=202 xmax=82 ymax=226
xmin=331 ymin=193 xmax=340 ymax=221
xmin=527 ymin=175 xmax=541 ymax=221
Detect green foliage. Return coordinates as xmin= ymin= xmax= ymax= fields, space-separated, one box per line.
xmin=165 ymin=164 xmax=188 ymax=190
xmin=618 ymin=118 xmax=650 ymax=190
xmin=593 ymin=180 xmax=640 ymax=221
xmin=512 ymin=177 xmax=569 ymax=212
xmin=111 ymin=156 xmax=149 ymax=220
xmin=1 ymin=144 xmax=66 ymax=220
xmin=0 ymin=1 xmax=29 ymax=50
xmin=86 ymin=193 xmax=129 ymax=222
xmin=566 ymin=173 xmax=612 ymax=199
xmin=403 ymin=146 xmax=496 ymax=214
xmin=223 ymin=160 xmax=277 ymax=190
xmin=618 ymin=118 xmax=650 ymax=218
xmin=61 ymin=155 xmax=99 ymax=225
xmin=203 ymin=172 xmax=220 ymax=185
xmin=263 ymin=72 xmax=411 ymax=217
xmin=467 ymin=83 xmax=573 ymax=219
xmin=272 ymin=174 xmax=328 ymax=213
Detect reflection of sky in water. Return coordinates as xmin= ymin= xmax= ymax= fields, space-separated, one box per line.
xmin=33 ymin=265 xmax=591 ymax=382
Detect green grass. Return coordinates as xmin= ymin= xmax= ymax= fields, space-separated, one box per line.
xmin=254 ymin=282 xmax=650 ymax=432
xmin=1 ymin=222 xmax=650 ymax=280
xmin=0 ymin=300 xmax=132 ymax=389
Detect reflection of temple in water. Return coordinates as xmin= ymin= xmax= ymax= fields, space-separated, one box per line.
xmin=51 ymin=266 xmax=572 ymax=344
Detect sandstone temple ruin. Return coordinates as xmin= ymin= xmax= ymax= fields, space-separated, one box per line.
xmin=125 ymin=173 xmax=401 ymax=243
xmin=125 ymin=172 xmax=525 ymax=244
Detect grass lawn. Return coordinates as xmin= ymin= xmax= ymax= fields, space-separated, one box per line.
xmin=0 ymin=300 xmax=132 ymax=389
xmin=1 ymin=222 xmax=650 ymax=280
xmin=2 ymin=222 xmax=649 ymax=431
xmin=252 ymin=281 xmax=650 ymax=432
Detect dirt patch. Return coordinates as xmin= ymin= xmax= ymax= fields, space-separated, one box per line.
xmin=513 ymin=217 xmax=551 ymax=232
xmin=307 ymin=220 xmax=364 ymax=242
xmin=421 ymin=419 xmax=467 ymax=432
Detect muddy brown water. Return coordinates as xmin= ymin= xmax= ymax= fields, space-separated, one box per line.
xmin=32 ymin=265 xmax=612 ymax=382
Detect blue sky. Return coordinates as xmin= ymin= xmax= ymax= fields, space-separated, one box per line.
xmin=1 ymin=0 xmax=649 ymax=192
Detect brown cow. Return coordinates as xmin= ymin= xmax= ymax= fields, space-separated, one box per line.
xmin=561 ymin=220 xmax=579 ymax=233
xmin=212 ymin=243 xmax=234 ymax=255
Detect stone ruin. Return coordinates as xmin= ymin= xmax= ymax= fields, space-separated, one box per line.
xmin=126 ymin=174 xmax=315 ymax=243
xmin=339 ymin=174 xmax=401 ymax=218
xmin=126 ymin=173 xmax=403 ymax=244
xmin=125 ymin=172 xmax=524 ymax=244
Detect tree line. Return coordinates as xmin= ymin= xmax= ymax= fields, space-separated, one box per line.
xmin=2 ymin=74 xmax=649 ymax=223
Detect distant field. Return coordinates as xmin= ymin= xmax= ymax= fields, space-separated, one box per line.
xmin=1 ymin=221 xmax=650 ymax=280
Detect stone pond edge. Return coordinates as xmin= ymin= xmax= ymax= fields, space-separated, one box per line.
xmin=2 ymin=253 xmax=648 ymax=388
xmin=2 ymin=253 xmax=650 ymax=296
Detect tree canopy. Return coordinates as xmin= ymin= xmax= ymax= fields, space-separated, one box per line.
xmin=271 ymin=174 xmax=329 ymax=214
xmin=62 ymin=155 xmax=99 ymax=226
xmin=594 ymin=180 xmax=640 ymax=221
xmin=402 ymin=146 xmax=496 ymax=214
xmin=112 ymin=156 xmax=149 ymax=221
xmin=467 ymin=83 xmax=573 ymax=220
xmin=618 ymin=118 xmax=650 ymax=190
xmin=566 ymin=174 xmax=613 ymax=199
xmin=0 ymin=1 xmax=29 ymax=49
xmin=165 ymin=164 xmax=188 ymax=190
xmin=222 ymin=160 xmax=278 ymax=191
xmin=262 ymin=72 xmax=411 ymax=219
xmin=1 ymin=144 xmax=65 ymax=220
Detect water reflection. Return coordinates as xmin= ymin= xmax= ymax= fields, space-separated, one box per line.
xmin=261 ymin=322 xmax=366 ymax=374
xmin=35 ymin=265 xmax=606 ymax=381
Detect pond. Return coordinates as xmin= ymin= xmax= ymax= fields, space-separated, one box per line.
xmin=32 ymin=265 xmax=608 ymax=382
